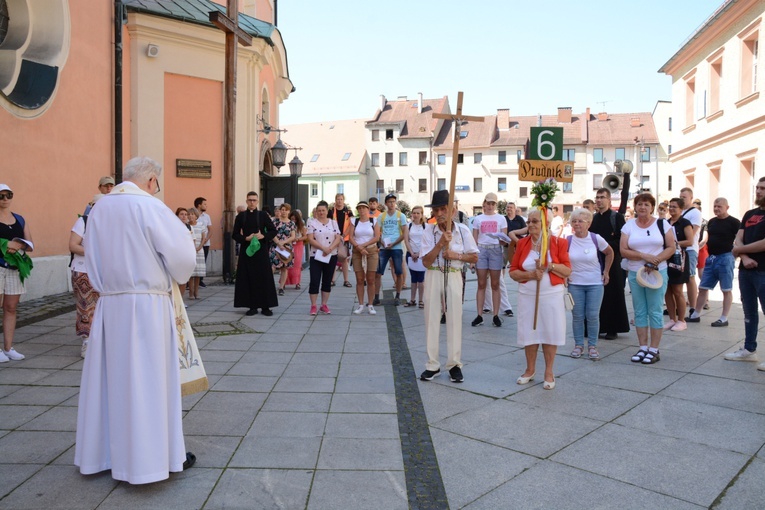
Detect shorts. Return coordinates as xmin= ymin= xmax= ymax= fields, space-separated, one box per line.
xmin=406 ymin=253 xmax=425 ymax=283
xmin=476 ymin=244 xmax=504 ymax=271
xmin=697 ymin=245 xmax=708 ymax=269
xmin=699 ymin=252 xmax=735 ymax=291
xmin=0 ymin=266 xmax=25 ymax=295
xmin=377 ymin=248 xmax=403 ymax=275
xmin=686 ymin=250 xmax=698 ymax=277
xmin=351 ymin=244 xmax=379 ymax=273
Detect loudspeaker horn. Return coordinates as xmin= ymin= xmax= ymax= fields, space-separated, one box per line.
xmin=602 ymin=173 xmax=622 ymax=193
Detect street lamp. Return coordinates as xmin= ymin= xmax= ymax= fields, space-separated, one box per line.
xmin=257 ymin=115 xmax=289 ymax=169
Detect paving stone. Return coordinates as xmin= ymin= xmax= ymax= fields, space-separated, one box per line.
xmin=430 ymin=428 xmax=538 ymax=509
xmin=660 ymin=373 xmax=765 ymax=414
xmin=0 ymin=466 xmax=116 ymax=509
xmin=335 ymin=375 xmax=395 ymax=393
xmin=248 ymin=411 xmax=327 ymax=438
xmin=97 ymin=467 xmax=221 ymax=510
xmin=273 ymin=377 xmax=336 ymax=393
xmin=0 ymin=368 xmax=55 ymax=385
xmin=715 ymin=458 xmax=765 ymax=510
xmin=437 ymin=399 xmax=603 ymax=458
xmin=0 ymin=430 xmax=75 ymax=464
xmin=211 ymin=375 xmax=278 ymax=392
xmin=307 ymin=470 xmax=407 ymax=510
xmin=205 ymin=468 xmax=312 ymax=509
xmin=239 ymin=351 xmax=294 ymax=364
xmin=182 ymin=435 xmax=240 ymax=468
xmin=329 ymin=393 xmax=397 ymax=414
xmin=0 ymin=404 xmax=49 ymax=429
xmin=17 ymin=405 xmax=78 ymax=431
xmin=615 ymin=395 xmax=765 ymax=455
xmin=0 ymin=464 xmax=42 ymax=500
xmin=550 ymin=423 xmax=748 ymax=507
xmin=263 ymin=392 xmax=332 ymax=412
xmin=463 ymin=460 xmax=702 ymax=510
xmin=318 ymin=437 xmax=403 ymax=470
xmin=182 ymin=391 xmax=266 ymax=436
xmin=417 ymin=383 xmax=496 ymax=424
xmin=227 ymin=361 xmax=286 ymax=377
xmin=231 ymin=436 xmax=321 ymax=468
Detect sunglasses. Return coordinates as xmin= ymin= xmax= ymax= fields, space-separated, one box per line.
xmin=0 ymin=192 xmax=13 ymax=199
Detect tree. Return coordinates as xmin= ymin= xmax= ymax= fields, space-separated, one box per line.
xmin=497 ymin=199 xmax=508 ymax=215
xmin=397 ymin=200 xmax=411 ymax=217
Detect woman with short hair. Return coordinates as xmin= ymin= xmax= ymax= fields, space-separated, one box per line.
xmin=306 ymin=201 xmax=342 ymax=315
xmin=566 ymin=208 xmax=613 ymax=360
xmin=510 ymin=208 xmax=571 ymax=389
xmin=620 ymin=193 xmax=675 ymax=364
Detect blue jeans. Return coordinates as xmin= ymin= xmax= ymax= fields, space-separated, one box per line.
xmin=569 ymin=284 xmax=604 ymax=347
xmin=739 ymin=269 xmax=765 ymax=352
xmin=377 ymin=248 xmax=403 ymax=275
xmin=628 ymin=269 xmax=669 ymax=329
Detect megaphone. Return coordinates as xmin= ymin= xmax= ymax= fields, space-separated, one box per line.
xmin=602 ymin=174 xmax=622 ymax=193
xmin=614 ymin=159 xmax=634 ymax=174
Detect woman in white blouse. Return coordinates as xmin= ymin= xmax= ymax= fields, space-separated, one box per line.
xmin=566 ymin=208 xmax=613 ymax=360
xmin=347 ymin=201 xmax=381 ymax=315
xmin=306 ymin=201 xmax=342 ymax=316
xmin=404 ymin=206 xmax=427 ymax=308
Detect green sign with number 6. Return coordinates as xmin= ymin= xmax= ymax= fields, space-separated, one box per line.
xmin=529 ymin=127 xmax=563 ymax=161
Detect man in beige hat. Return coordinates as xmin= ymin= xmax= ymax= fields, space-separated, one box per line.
xmin=471 ymin=192 xmax=508 ymax=327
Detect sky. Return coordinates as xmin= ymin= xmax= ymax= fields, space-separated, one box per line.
xmin=276 ymin=0 xmax=725 ymax=125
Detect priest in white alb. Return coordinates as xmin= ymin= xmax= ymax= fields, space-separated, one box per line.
xmin=75 ymin=156 xmax=198 ymax=484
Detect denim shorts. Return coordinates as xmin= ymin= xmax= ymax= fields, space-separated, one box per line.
xmin=686 ymin=250 xmax=698 ymax=277
xmin=476 ymin=244 xmax=504 ymax=271
xmin=377 ymin=248 xmax=403 ymax=275
xmin=699 ymin=252 xmax=735 ymax=291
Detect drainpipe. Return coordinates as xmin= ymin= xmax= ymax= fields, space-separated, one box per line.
xmin=114 ymin=1 xmax=123 ymax=182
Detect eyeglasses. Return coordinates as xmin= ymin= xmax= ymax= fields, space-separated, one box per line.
xmin=528 ymin=219 xmax=541 ymax=224
xmin=0 ymin=192 xmax=12 ymax=200
xmin=151 ymin=177 xmax=161 ymax=195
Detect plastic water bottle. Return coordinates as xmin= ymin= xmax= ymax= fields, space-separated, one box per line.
xmin=672 ymin=245 xmax=682 ymax=266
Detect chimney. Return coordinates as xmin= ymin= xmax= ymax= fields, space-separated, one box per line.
xmin=580 ymin=108 xmax=589 ymax=143
xmin=630 ymin=116 xmax=641 ymax=127
xmin=380 ymin=94 xmax=387 ymax=112
xmin=557 ymin=107 xmax=572 ymax=123
xmin=497 ymin=109 xmax=510 ymax=129
xmin=597 ymin=112 xmax=609 ymax=121
xmin=418 ymin=92 xmax=423 ymax=114
xmin=397 ymin=95 xmax=408 ymax=101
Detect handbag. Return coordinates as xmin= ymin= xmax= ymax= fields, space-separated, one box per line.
xmin=336 ymin=242 xmax=349 ymax=263
xmin=563 ymin=281 xmax=575 ymax=311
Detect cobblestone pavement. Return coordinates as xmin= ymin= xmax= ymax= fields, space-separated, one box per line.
xmin=0 ymin=273 xmax=764 ymax=509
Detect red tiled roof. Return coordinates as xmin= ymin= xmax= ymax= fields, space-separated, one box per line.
xmin=587 ymin=112 xmax=659 ymax=145
xmin=366 ymin=96 xmax=450 ymax=138
xmin=435 ymin=115 xmax=498 ymax=149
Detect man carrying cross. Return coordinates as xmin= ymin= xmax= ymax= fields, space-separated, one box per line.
xmin=419 ymin=190 xmax=479 ymax=383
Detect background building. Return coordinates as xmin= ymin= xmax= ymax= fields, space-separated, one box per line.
xmin=660 ymin=0 xmax=763 ymax=218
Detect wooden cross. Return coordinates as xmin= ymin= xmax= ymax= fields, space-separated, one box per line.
xmin=432 ymin=92 xmax=484 ymax=232
xmin=209 ymin=1 xmax=252 ymax=281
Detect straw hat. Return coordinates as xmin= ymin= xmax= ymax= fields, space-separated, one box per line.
xmin=636 ymin=265 xmax=664 ymax=289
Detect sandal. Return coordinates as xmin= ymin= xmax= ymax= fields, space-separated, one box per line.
xmin=331 ymin=281 xmax=336 ymax=287
xmin=419 ymin=301 xmax=424 ymax=309
xmin=343 ymin=281 xmax=353 ymax=288
xmin=641 ymin=350 xmax=660 ymax=364
xmin=403 ymin=300 xmax=416 ymax=307
xmin=631 ymin=349 xmax=647 ymax=363
xmin=295 ymin=284 xmax=301 ymax=290
xmin=588 ymin=347 xmax=600 ymax=361
xmin=570 ymin=346 xmax=583 ymax=358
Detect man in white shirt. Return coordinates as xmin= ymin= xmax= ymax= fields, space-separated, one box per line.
xmin=194 ymin=197 xmax=212 ymax=287
xmin=550 ymin=205 xmax=564 ymax=237
xmin=419 ymin=190 xmax=479 ymax=383
xmin=679 ymin=187 xmax=702 ymax=318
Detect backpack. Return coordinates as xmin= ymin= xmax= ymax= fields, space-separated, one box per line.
xmin=567 ymin=233 xmax=605 ymax=272
xmin=12 ymin=212 xmax=25 ymax=230
xmin=380 ymin=210 xmax=405 ymax=236
xmin=354 ymin=217 xmax=375 ymax=228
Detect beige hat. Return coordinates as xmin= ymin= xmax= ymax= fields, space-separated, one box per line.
xmin=99 ymin=176 xmax=116 ymax=187
xmin=484 ymin=192 xmax=498 ymax=203
xmin=636 ymin=265 xmax=664 ymax=289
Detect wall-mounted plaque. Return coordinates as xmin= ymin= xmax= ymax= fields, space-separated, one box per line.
xmin=176 ymin=159 xmax=212 ymax=179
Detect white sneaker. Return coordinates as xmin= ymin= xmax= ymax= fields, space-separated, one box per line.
xmin=757 ymin=362 xmax=765 ymax=372
xmin=2 ymin=348 xmax=25 ymax=361
xmin=368 ymin=305 xmax=377 ymax=315
xmin=0 ymin=350 xmax=8 ymax=363
xmin=353 ymin=305 xmax=366 ymax=315
xmin=724 ymin=347 xmax=758 ymax=362
xmin=81 ymin=339 xmax=88 ymax=359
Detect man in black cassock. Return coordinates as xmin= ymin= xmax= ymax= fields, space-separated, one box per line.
xmin=589 ymin=173 xmax=631 ymax=339
xmin=233 ymin=191 xmax=277 ymax=316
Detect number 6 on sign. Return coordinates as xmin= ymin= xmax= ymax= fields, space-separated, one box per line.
xmin=529 ymin=127 xmax=563 ymax=161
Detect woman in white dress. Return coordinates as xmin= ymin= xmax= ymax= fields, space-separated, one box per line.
xmin=186 ymin=207 xmax=207 ymax=300
xmin=509 ymin=208 xmax=571 ymax=390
